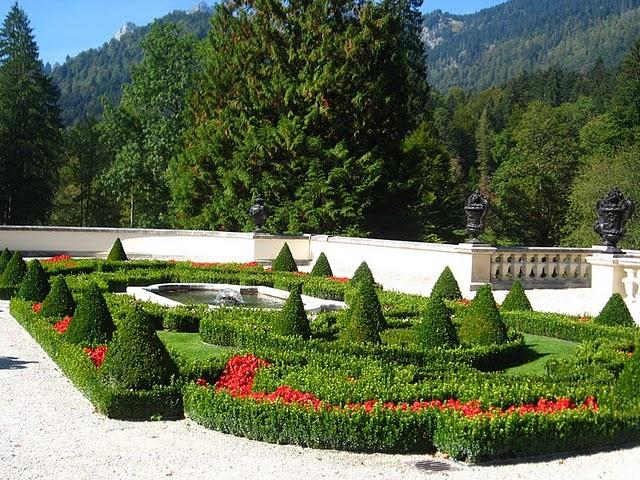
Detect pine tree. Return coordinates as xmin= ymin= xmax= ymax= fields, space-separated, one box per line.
xmin=459 ymin=285 xmax=508 ymax=346
xmin=0 ymin=4 xmax=62 ymax=224
xmin=430 ymin=267 xmax=462 ymax=301
xmin=273 ymin=287 xmax=311 ymax=339
xmin=310 ymin=252 xmax=333 ymax=277
xmin=415 ymin=295 xmax=458 ymax=349
xmin=501 ymin=280 xmax=533 ymax=312
xmin=0 ymin=248 xmax=11 ymax=273
xmin=41 ymin=276 xmax=76 ymax=318
xmin=65 ymin=283 xmax=115 ymax=346
xmin=107 ymin=238 xmax=128 ymax=261
xmin=271 ymin=243 xmax=297 ymax=272
xmin=594 ymin=293 xmax=636 ymax=328
xmin=0 ymin=250 xmax=26 ymax=288
xmin=17 ymin=260 xmax=49 ymax=302
xmin=342 ymin=280 xmax=382 ymax=345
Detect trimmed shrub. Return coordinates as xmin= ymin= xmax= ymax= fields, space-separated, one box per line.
xmin=350 ymin=261 xmax=375 ymax=286
xmin=65 ymin=283 xmax=115 ymax=346
xmin=271 ymin=243 xmax=297 ymax=272
xmin=101 ymin=304 xmax=178 ymax=390
xmin=17 ymin=260 xmax=50 ymax=302
xmin=594 ymin=294 xmax=636 ymax=328
xmin=41 ymin=276 xmax=76 ymax=318
xmin=0 ymin=250 xmax=27 ymax=287
xmin=310 ymin=252 xmax=333 ymax=277
xmin=615 ymin=351 xmax=640 ymax=406
xmin=415 ymin=296 xmax=458 ymax=349
xmin=273 ymin=287 xmax=311 ymax=339
xmin=342 ymin=280 xmax=382 ymax=344
xmin=0 ymin=248 xmax=12 ymax=273
xmin=500 ymin=280 xmax=532 ymax=312
xmin=458 ymin=285 xmax=507 ymax=347
xmin=107 ymin=238 xmax=128 ymax=261
xmin=430 ymin=267 xmax=462 ymax=301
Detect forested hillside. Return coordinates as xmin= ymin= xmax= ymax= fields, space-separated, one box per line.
xmin=424 ymin=0 xmax=640 ymax=91
xmin=50 ymin=10 xmax=210 ymax=125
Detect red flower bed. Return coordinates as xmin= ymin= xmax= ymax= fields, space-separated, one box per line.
xmin=83 ymin=345 xmax=108 ymax=368
xmin=328 ymin=276 xmax=349 ymax=284
xmin=191 ymin=262 xmax=223 ymax=268
xmin=32 ymin=303 xmax=42 ymax=314
xmin=205 ymin=355 xmax=599 ymax=417
xmin=53 ymin=316 xmax=73 ymax=334
xmin=457 ymin=298 xmax=471 ymax=306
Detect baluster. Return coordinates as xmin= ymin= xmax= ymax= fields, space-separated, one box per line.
xmin=536 ymin=255 xmax=547 ymax=280
xmin=623 ymin=268 xmax=637 ymax=302
xmin=527 ymin=254 xmax=536 ymax=280
xmin=635 ymin=269 xmax=640 ymax=303
xmin=492 ymin=254 xmax=502 ymax=281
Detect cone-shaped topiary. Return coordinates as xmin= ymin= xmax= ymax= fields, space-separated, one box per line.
xmin=273 ymin=286 xmax=311 ymax=339
xmin=415 ymin=296 xmax=458 ymax=349
xmin=342 ymin=280 xmax=383 ymax=344
xmin=500 ymin=280 xmax=532 ymax=312
xmin=0 ymin=250 xmax=27 ymax=288
xmin=41 ymin=276 xmax=76 ymax=318
xmin=271 ymin=242 xmax=297 ymax=272
xmin=614 ymin=350 xmax=640 ymax=406
xmin=0 ymin=248 xmax=12 ymax=273
xmin=350 ymin=261 xmax=375 ymax=286
xmin=101 ymin=304 xmax=178 ymax=390
xmin=430 ymin=266 xmax=462 ymax=301
xmin=310 ymin=252 xmax=333 ymax=277
xmin=65 ymin=283 xmax=116 ymax=346
xmin=17 ymin=260 xmax=50 ymax=302
xmin=594 ymin=293 xmax=636 ymax=327
xmin=458 ymin=285 xmax=508 ymax=346
xmin=107 ymin=238 xmax=128 ymax=261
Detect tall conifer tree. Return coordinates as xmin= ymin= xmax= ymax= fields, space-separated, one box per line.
xmin=0 ymin=3 xmax=62 ymax=224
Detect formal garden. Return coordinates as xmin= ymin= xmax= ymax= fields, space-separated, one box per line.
xmin=1 ymin=238 xmax=639 ymax=464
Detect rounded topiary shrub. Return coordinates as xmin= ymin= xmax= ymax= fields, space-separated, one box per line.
xmin=41 ymin=276 xmax=76 ymax=318
xmin=273 ymin=287 xmax=311 ymax=339
xmin=107 ymin=238 xmax=128 ymax=261
xmin=342 ymin=280 xmax=382 ymax=344
xmin=430 ymin=266 xmax=462 ymax=301
xmin=350 ymin=261 xmax=375 ymax=286
xmin=458 ymin=284 xmax=508 ymax=347
xmin=101 ymin=304 xmax=178 ymax=390
xmin=271 ymin=242 xmax=297 ymax=272
xmin=65 ymin=283 xmax=115 ymax=346
xmin=16 ymin=260 xmax=49 ymax=302
xmin=0 ymin=248 xmax=12 ymax=273
xmin=0 ymin=250 xmax=27 ymax=288
xmin=310 ymin=252 xmax=333 ymax=277
xmin=594 ymin=293 xmax=636 ymax=327
xmin=500 ymin=280 xmax=532 ymax=312
xmin=415 ymin=296 xmax=458 ymax=349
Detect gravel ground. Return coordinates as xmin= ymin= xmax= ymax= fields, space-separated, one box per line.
xmin=1 ymin=300 xmax=638 ymax=480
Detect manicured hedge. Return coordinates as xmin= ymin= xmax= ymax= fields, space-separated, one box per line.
xmin=10 ymin=299 xmax=182 ymax=420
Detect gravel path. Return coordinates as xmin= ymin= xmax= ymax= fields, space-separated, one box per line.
xmin=1 ymin=300 xmax=638 ymax=480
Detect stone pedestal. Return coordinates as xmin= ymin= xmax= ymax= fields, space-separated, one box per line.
xmin=454 ymin=243 xmax=497 ymax=292
xmin=587 ymin=252 xmax=632 ymax=313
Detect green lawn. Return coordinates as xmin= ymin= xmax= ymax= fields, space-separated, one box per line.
xmin=157 ymin=331 xmax=231 ymax=360
xmin=505 ymin=334 xmax=579 ymax=376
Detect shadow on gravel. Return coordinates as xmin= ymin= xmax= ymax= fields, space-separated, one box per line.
xmin=0 ymin=356 xmax=38 ymax=370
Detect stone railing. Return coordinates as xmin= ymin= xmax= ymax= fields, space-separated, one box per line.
xmin=490 ymin=247 xmax=593 ymax=289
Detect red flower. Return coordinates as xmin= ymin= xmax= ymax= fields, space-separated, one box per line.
xmin=457 ymin=299 xmax=471 ymax=305
xmin=83 ymin=345 xmax=108 ymax=368
xmin=328 ymin=276 xmax=349 ymax=284
xmin=53 ymin=316 xmax=72 ymax=334
xmin=32 ymin=303 xmax=42 ymax=314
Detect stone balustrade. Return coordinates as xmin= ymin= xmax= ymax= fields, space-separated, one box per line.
xmin=491 ymin=248 xmax=593 ymax=289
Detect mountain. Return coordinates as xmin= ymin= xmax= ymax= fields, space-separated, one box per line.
xmin=424 ymin=0 xmax=640 ymax=92
xmin=50 ymin=7 xmax=211 ymax=125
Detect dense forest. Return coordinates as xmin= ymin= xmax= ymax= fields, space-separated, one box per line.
xmin=1 ymin=0 xmax=640 ymax=249
xmin=424 ymin=0 xmax=640 ymax=91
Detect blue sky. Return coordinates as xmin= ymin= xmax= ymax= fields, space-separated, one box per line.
xmin=1 ymin=0 xmax=506 ymax=65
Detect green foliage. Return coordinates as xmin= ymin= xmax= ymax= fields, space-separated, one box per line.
xmin=415 ymin=296 xmax=458 ymax=349
xmin=500 ymin=280 xmax=532 ymax=312
xmin=0 ymin=250 xmax=27 ymax=288
xmin=342 ymin=280 xmax=383 ymax=345
xmin=459 ymin=285 xmax=508 ymax=346
xmin=310 ymin=252 xmax=333 ymax=277
xmin=16 ymin=260 xmax=49 ymax=302
xmin=271 ymin=243 xmax=297 ymax=272
xmin=430 ymin=267 xmax=462 ymax=301
xmin=594 ymin=294 xmax=636 ymax=328
xmin=65 ymin=283 xmax=115 ymax=346
xmin=614 ymin=350 xmax=640 ymax=405
xmin=0 ymin=248 xmax=11 ymax=272
xmin=171 ymin=0 xmax=430 ymax=236
xmin=273 ymin=288 xmax=311 ymax=340
xmin=0 ymin=4 xmax=62 ymax=224
xmin=101 ymin=304 xmax=178 ymax=390
xmin=350 ymin=262 xmax=375 ymax=286
xmin=41 ymin=276 xmax=76 ymax=318
xmin=107 ymin=238 xmax=128 ymax=261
